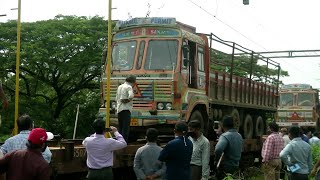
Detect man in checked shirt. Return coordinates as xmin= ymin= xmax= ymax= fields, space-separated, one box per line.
xmin=261 ymin=122 xmax=284 ymax=180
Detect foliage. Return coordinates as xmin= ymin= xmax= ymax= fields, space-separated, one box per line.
xmin=311 ymin=144 xmax=320 ymax=165
xmin=0 ymin=15 xmax=109 ymax=138
xmin=210 ymin=49 xmax=289 ymax=85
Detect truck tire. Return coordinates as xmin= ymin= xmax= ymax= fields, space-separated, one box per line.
xmin=230 ymin=109 xmax=240 ymax=131
xmin=243 ymin=114 xmax=253 ymax=139
xmin=255 ymin=116 xmax=264 ymax=136
xmin=190 ymin=110 xmax=206 ymax=133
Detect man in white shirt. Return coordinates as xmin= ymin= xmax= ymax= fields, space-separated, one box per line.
xmin=188 ymin=120 xmax=210 ymax=180
xmin=308 ymin=131 xmax=320 ymax=145
xmin=280 ymin=128 xmax=291 ymax=147
xmin=115 ymin=75 xmax=136 ymax=142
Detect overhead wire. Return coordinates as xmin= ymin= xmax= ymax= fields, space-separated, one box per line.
xmin=186 ymin=0 xmax=305 ymax=74
xmin=186 ymin=0 xmax=268 ymax=51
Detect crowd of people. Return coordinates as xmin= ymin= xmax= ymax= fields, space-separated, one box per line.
xmin=80 ymin=114 xmax=242 ymax=180
xmin=1 ymin=75 xmax=320 ymax=180
xmin=261 ymin=122 xmax=320 ymax=180
xmin=0 ymin=114 xmax=53 ymax=180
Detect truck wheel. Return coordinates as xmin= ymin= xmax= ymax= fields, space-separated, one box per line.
xmin=243 ymin=114 xmax=253 ymax=139
xmin=190 ymin=110 xmax=206 ymax=134
xmin=255 ymin=116 xmax=264 ymax=136
xmin=230 ymin=109 xmax=240 ymax=131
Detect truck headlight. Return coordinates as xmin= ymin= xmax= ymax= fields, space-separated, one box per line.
xmin=166 ymin=103 xmax=172 ymax=110
xmin=157 ymin=103 xmax=164 ymax=110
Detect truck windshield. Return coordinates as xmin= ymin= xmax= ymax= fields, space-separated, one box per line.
xmin=280 ymin=93 xmax=294 ymax=106
xmin=297 ymin=93 xmax=313 ymax=106
xmin=112 ymin=41 xmax=136 ymax=70
xmin=144 ymin=40 xmax=178 ymax=70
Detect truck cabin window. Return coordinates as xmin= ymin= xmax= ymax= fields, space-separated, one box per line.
xmin=298 ymin=93 xmax=313 ymax=106
xmin=112 ymin=41 xmax=136 ymax=70
xmin=144 ymin=40 xmax=178 ymax=70
xmin=280 ymin=93 xmax=293 ymax=106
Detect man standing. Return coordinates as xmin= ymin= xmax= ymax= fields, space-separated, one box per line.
xmin=280 ymin=127 xmax=290 ymax=179
xmin=134 ymin=128 xmax=166 ymax=180
xmin=188 ymin=120 xmax=210 ymax=180
xmin=116 ymin=75 xmax=136 ymax=142
xmin=261 ymin=122 xmax=284 ymax=180
xmin=0 ymin=114 xmax=52 ymax=162
xmin=280 ymin=126 xmax=312 ymax=180
xmin=0 ymin=128 xmax=52 ymax=180
xmin=159 ymin=121 xmax=193 ymax=180
xmin=308 ymin=131 xmax=320 ymax=145
xmin=280 ymin=128 xmax=291 ymax=147
xmin=82 ymin=118 xmax=127 ymax=180
xmin=214 ymin=115 xmax=243 ymax=180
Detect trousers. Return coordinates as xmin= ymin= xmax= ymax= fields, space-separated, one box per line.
xmin=262 ymin=159 xmax=282 ymax=180
xmin=118 ymin=110 xmax=131 ymax=142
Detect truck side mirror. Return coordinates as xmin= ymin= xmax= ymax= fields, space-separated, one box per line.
xmin=182 ymin=45 xmax=189 ymax=67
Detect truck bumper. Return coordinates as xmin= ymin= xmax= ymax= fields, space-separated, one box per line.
xmin=277 ymin=122 xmax=317 ymax=127
xmin=98 ymin=108 xmax=181 ymax=126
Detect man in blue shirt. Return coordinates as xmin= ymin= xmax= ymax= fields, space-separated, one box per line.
xmin=134 ymin=128 xmax=165 ymax=180
xmin=280 ymin=126 xmax=312 ymax=180
xmin=159 ymin=121 xmax=193 ymax=180
xmin=214 ymin=115 xmax=243 ymax=180
xmin=0 ymin=114 xmax=52 ymax=163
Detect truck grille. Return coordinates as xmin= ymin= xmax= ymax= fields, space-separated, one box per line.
xmin=107 ymin=79 xmax=172 ymax=110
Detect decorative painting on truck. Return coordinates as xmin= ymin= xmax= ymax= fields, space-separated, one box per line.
xmin=276 ymin=83 xmax=320 ymax=129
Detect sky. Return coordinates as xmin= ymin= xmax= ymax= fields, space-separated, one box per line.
xmin=1 ymin=0 xmax=320 ymax=88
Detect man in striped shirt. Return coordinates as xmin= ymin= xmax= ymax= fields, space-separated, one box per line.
xmin=261 ymin=122 xmax=284 ymax=180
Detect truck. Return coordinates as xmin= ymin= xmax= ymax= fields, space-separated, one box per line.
xmin=0 ymin=17 xmax=281 ymax=179
xmin=276 ymin=83 xmax=320 ymax=131
xmin=98 ymin=17 xmax=281 ymax=175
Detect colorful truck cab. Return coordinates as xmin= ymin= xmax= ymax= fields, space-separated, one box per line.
xmin=99 ymin=17 xmax=281 ymax=141
xmin=276 ymin=84 xmax=320 ymax=129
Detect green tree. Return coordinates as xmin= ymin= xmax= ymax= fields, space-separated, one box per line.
xmin=0 ymin=15 xmax=108 ymax=137
xmin=210 ymin=49 xmax=289 ymax=85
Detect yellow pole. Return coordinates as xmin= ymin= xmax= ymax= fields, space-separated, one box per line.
xmin=13 ymin=0 xmax=21 ymax=135
xmin=105 ymin=0 xmax=112 ymax=138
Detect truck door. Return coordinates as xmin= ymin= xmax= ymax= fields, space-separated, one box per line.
xmin=188 ymin=42 xmax=198 ymax=88
xmin=182 ymin=40 xmax=197 ymax=88
xmin=197 ymin=46 xmax=206 ymax=90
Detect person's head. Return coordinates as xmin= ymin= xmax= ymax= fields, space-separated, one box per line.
xmin=188 ymin=120 xmax=201 ymax=139
xmin=126 ymin=75 xmax=136 ymax=85
xmin=313 ymin=131 xmax=319 ymax=137
xmin=280 ymin=128 xmax=288 ymax=136
xmin=174 ymin=121 xmax=188 ymax=136
xmin=26 ymin=128 xmax=53 ymax=152
xmin=222 ymin=115 xmax=234 ymax=131
xmin=92 ymin=118 xmax=106 ymax=134
xmin=268 ymin=122 xmax=279 ymax=132
xmin=17 ymin=114 xmax=33 ymax=131
xmin=288 ymin=126 xmax=300 ymax=140
xmin=146 ymin=128 xmax=159 ymax=142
